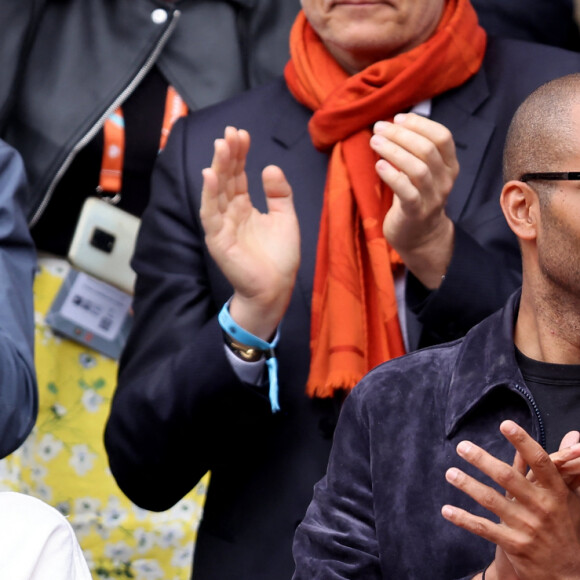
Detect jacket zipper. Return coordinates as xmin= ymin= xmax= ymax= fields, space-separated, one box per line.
xmin=514 ymin=383 xmax=546 ymax=449
xmin=28 ymin=9 xmax=182 ymax=228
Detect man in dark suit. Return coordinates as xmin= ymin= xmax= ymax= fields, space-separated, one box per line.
xmin=104 ymin=0 xmax=580 ymax=578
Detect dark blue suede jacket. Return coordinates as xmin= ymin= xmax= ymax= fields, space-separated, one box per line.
xmin=293 ymin=291 xmax=542 ymax=579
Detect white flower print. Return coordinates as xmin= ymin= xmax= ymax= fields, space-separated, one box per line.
xmin=35 ymin=482 xmax=52 ymax=502
xmin=37 ymin=433 xmax=64 ymax=462
xmin=81 ymin=389 xmax=104 ymax=413
xmin=69 ymin=444 xmax=97 ymax=476
xmin=18 ymin=436 xmax=34 ymax=462
xmin=102 ymin=496 xmax=128 ymax=528
xmin=104 ymin=541 xmax=133 ymax=563
xmin=167 ymin=498 xmax=201 ymax=521
xmin=171 ymin=545 xmax=194 ymax=568
xmin=55 ymin=501 xmax=70 ymax=517
xmin=132 ymin=559 xmax=164 ymax=580
xmin=74 ymin=496 xmax=101 ymax=515
xmin=71 ymin=518 xmax=93 ymax=539
xmin=51 ymin=403 xmax=67 ymax=418
xmin=134 ymin=528 xmax=156 ymax=554
xmin=30 ymin=464 xmax=48 ymax=482
xmin=155 ymin=523 xmax=184 ymax=549
xmin=34 ymin=310 xmax=45 ymax=327
xmin=78 ymin=352 xmax=97 ymax=369
xmin=132 ymin=504 xmax=149 ymax=521
xmin=0 ymin=459 xmax=20 ymax=485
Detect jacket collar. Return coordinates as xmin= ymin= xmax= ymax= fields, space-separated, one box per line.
xmin=445 ymin=290 xmax=525 ymax=437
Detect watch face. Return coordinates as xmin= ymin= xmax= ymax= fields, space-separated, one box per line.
xmin=225 ymin=335 xmax=263 ymax=362
xmin=237 ymin=347 xmax=259 ymax=361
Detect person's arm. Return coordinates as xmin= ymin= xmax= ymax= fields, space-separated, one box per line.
xmin=371 ymin=113 xmax=521 ymax=345
xmin=292 ymin=389 xmax=382 ymax=580
xmin=442 ymin=420 xmax=580 ymax=580
xmin=371 ymin=112 xmax=458 ymax=290
xmin=200 ymin=126 xmax=299 ymax=342
xmin=105 ymin=122 xmax=300 ymax=511
xmin=0 ymin=140 xmax=37 ymax=457
xmin=0 ymin=493 xmax=92 ymax=579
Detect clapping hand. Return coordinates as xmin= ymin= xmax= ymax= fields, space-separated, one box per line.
xmin=442 ymin=421 xmax=580 ymax=580
xmin=200 ymin=126 xmax=300 ymax=339
xmin=370 ymin=113 xmax=458 ymax=289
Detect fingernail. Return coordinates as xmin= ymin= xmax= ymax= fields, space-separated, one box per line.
xmin=394 ymin=113 xmax=407 ymax=124
xmin=374 ymin=121 xmax=388 ymax=132
xmin=375 ymin=159 xmax=391 ymax=172
xmin=457 ymin=441 xmax=471 ymax=455
xmin=441 ymin=506 xmax=454 ymax=518
xmin=502 ymin=420 xmax=518 ymax=435
xmin=446 ymin=467 xmax=459 ymax=481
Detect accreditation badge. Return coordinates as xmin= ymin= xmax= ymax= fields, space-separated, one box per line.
xmin=46 ymin=268 xmax=133 ymax=359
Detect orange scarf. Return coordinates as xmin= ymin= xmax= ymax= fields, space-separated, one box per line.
xmin=284 ymin=0 xmax=486 ymax=398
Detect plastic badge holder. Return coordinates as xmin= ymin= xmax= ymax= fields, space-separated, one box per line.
xmin=67 ymin=197 xmax=141 ymax=295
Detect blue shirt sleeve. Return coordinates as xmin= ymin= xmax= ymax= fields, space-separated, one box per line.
xmin=0 ymin=139 xmax=38 ymax=457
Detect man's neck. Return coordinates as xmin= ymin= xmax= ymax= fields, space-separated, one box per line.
xmin=514 ymin=286 xmax=580 ymax=365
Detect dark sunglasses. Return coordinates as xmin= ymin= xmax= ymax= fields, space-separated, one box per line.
xmin=520 ymin=172 xmax=580 ymax=182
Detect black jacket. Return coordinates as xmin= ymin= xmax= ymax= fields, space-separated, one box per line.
xmin=293 ymin=292 xmax=533 ymax=579
xmin=0 ymin=0 xmax=300 ymax=225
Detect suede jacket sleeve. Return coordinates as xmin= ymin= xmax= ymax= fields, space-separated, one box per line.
xmin=292 ymin=387 xmax=382 ymax=580
xmin=292 ymin=384 xmax=491 ymax=580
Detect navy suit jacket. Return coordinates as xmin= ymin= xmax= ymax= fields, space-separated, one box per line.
xmin=105 ymin=37 xmax=580 ymax=580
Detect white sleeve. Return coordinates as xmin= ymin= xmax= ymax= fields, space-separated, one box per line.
xmin=224 ymin=343 xmax=266 ymax=385
xmin=0 ymin=492 xmax=92 ymax=579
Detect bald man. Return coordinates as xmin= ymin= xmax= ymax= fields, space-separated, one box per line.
xmin=292 ymin=73 xmax=580 ymax=580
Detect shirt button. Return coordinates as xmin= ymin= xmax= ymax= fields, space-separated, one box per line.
xmin=151 ymin=9 xmax=168 ymax=24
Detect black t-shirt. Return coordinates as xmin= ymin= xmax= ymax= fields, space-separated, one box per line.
xmin=516 ymin=348 xmax=580 ymax=453
xmin=31 ymin=67 xmax=169 ymax=257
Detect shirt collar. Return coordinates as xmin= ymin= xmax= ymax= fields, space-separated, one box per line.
xmin=445 ymin=290 xmax=525 ymax=437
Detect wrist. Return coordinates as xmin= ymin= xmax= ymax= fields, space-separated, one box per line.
xmin=229 ymin=293 xmax=287 ymax=341
xmin=396 ymin=218 xmax=454 ymax=290
xmin=482 ymin=561 xmax=497 ymax=580
xmin=224 ymin=333 xmax=266 ymax=362
xmin=218 ymin=300 xmax=281 ymax=412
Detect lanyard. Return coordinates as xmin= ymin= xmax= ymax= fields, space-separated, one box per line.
xmin=99 ymin=86 xmax=188 ymax=196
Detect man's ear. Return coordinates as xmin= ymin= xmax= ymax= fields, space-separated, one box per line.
xmin=500 ymin=180 xmax=540 ymax=241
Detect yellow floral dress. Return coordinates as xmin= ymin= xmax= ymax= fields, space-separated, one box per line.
xmin=0 ymin=258 xmax=208 ymax=579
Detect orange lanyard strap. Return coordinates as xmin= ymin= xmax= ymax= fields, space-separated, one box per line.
xmin=159 ymin=86 xmax=188 ymax=151
xmin=99 ymin=86 xmax=188 ymax=194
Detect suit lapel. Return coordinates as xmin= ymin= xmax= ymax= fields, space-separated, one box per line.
xmin=432 ymin=67 xmax=494 ymax=222
xmin=270 ymin=98 xmax=328 ymax=315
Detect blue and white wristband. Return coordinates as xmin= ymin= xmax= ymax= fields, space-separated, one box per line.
xmin=218 ymin=302 xmax=281 ymax=413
